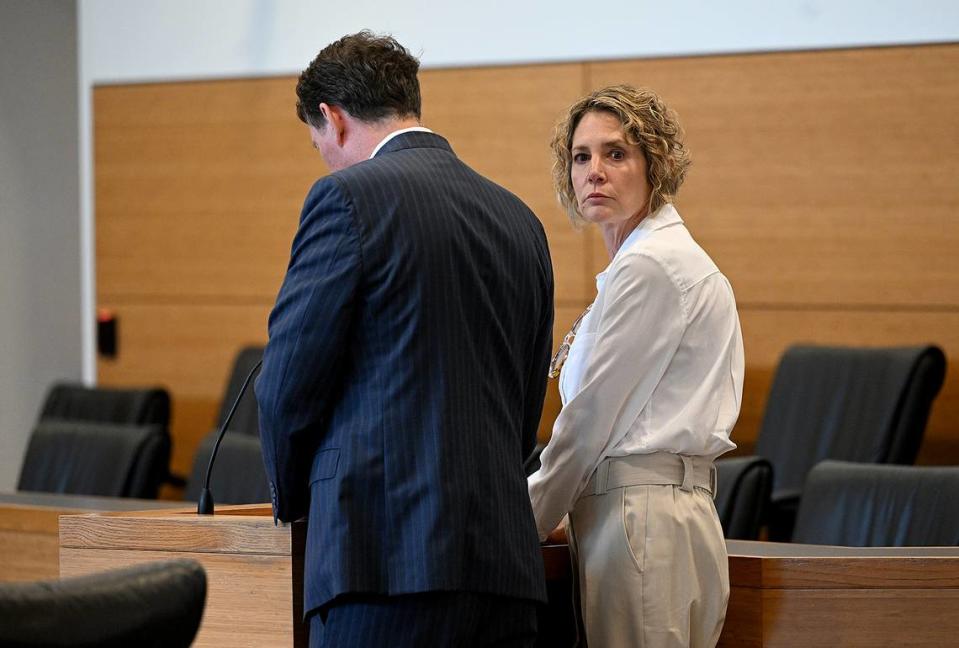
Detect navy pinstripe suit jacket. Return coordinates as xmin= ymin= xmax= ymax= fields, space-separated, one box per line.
xmin=256 ymin=131 xmax=553 ymax=615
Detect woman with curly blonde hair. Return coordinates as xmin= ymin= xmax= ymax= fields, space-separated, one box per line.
xmin=528 ymin=85 xmax=744 ymax=647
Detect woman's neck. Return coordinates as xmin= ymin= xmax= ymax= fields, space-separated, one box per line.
xmin=599 ymin=211 xmax=646 ymax=260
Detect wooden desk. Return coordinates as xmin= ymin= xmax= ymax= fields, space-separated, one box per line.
xmin=0 ymin=491 xmax=179 ymax=581
xmin=723 ymin=540 xmax=959 ymax=647
xmin=50 ymin=505 xmax=959 ymax=647
xmin=541 ymin=539 xmax=959 ymax=647
xmin=59 ymin=504 xmax=306 ymax=648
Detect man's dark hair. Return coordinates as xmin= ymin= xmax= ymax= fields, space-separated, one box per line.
xmin=296 ymin=31 xmax=421 ymax=128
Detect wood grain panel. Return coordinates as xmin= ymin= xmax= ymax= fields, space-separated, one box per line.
xmin=0 ymin=495 xmax=191 ymax=581
xmin=761 ymin=556 xmax=959 ymax=589
xmin=95 ymin=44 xmax=959 ymax=479
xmin=59 ymin=507 xmax=306 ymax=647
xmin=420 ymin=64 xmax=595 ymax=302
xmin=0 ymin=530 xmax=59 ymax=581
xmin=0 ymin=501 xmax=78 ymax=581
xmin=587 ymin=44 xmax=959 ymax=307
xmin=97 ymin=303 xmax=270 ymax=476
xmin=761 ymin=589 xmax=959 ymax=647
xmin=95 ymin=78 xmax=321 ymax=301
xmin=0 ymin=503 xmax=62 ymax=535
xmin=733 ymin=308 xmax=959 ymax=464
xmin=60 ymin=548 xmax=296 ymax=648
xmin=97 ymin=68 xmax=594 ymax=303
xmin=59 ymin=505 xmax=290 ymax=555
xmin=722 ymin=586 xmax=764 ymax=647
xmin=723 ymin=543 xmax=959 ymax=646
xmin=722 ymin=586 xmax=959 ymax=648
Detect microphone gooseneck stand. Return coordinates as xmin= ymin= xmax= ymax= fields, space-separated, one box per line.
xmin=197 ymin=359 xmax=263 ymax=515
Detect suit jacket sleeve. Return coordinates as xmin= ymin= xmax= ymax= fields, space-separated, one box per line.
xmin=255 ymin=177 xmax=361 ymax=522
xmin=523 ymin=266 xmax=553 ymax=462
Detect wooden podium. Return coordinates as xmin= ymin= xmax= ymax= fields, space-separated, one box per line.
xmin=59 ymin=504 xmax=307 ymax=648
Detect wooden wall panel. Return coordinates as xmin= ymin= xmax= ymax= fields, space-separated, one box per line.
xmin=96 ymin=66 xmax=596 ymax=477
xmin=95 ymin=79 xmax=317 ymax=484
xmin=95 ymin=78 xmax=322 ymax=301
xmin=96 ymin=43 xmax=959 ymax=490
xmin=587 ymin=45 xmax=959 ymax=307
xmin=587 ymin=45 xmax=959 ymax=462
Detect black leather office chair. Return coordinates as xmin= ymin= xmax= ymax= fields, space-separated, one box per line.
xmin=21 ymin=382 xmax=174 ymax=497
xmin=39 ymin=383 xmax=170 ymax=428
xmin=180 ymin=348 xmax=264 ymax=496
xmin=0 ymin=559 xmax=206 ymax=647
xmin=185 ymin=432 xmax=270 ymax=504
xmin=183 ymin=346 xmax=268 ymax=505
xmin=792 ymin=460 xmax=959 ymax=546
xmin=17 ymin=420 xmax=169 ymax=498
xmin=714 ymin=456 xmax=772 ymax=540
xmin=754 ymin=344 xmax=945 ymax=540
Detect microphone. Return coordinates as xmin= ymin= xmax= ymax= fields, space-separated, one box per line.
xmin=197 ymin=359 xmax=263 ymax=515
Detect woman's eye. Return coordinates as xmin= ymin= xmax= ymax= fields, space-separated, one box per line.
xmin=610 ymin=150 xmax=625 ymax=161
xmin=572 ymin=153 xmax=588 ymax=163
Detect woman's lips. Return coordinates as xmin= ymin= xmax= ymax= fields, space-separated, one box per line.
xmin=583 ymin=193 xmax=610 ymax=203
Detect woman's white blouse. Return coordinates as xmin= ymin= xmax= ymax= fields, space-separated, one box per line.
xmin=528 ymin=204 xmax=744 ymax=540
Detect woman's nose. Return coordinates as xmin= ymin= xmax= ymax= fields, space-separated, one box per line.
xmin=587 ymin=162 xmax=605 ymax=183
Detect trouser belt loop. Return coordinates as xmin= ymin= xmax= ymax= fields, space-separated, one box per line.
xmin=680 ymin=455 xmax=694 ymax=492
xmin=593 ymin=459 xmax=611 ymax=496
xmin=710 ymin=464 xmax=718 ymax=500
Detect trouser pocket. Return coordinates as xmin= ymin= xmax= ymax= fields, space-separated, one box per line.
xmin=621 ymin=485 xmax=649 ymax=573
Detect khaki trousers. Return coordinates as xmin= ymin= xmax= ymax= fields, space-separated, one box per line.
xmin=567 ymin=453 xmax=729 ymax=648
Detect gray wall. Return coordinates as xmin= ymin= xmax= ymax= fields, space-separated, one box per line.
xmin=0 ymin=0 xmax=82 ymax=489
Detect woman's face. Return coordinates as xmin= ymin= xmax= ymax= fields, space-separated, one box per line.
xmin=570 ymin=110 xmax=651 ymax=228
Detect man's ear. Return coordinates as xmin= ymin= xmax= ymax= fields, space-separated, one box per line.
xmin=319 ymin=103 xmax=347 ymax=146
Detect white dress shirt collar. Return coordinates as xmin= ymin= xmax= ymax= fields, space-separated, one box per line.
xmin=370 ymin=126 xmax=433 ymax=159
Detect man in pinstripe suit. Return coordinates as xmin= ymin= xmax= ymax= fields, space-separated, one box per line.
xmin=255 ymin=32 xmax=554 ymax=647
